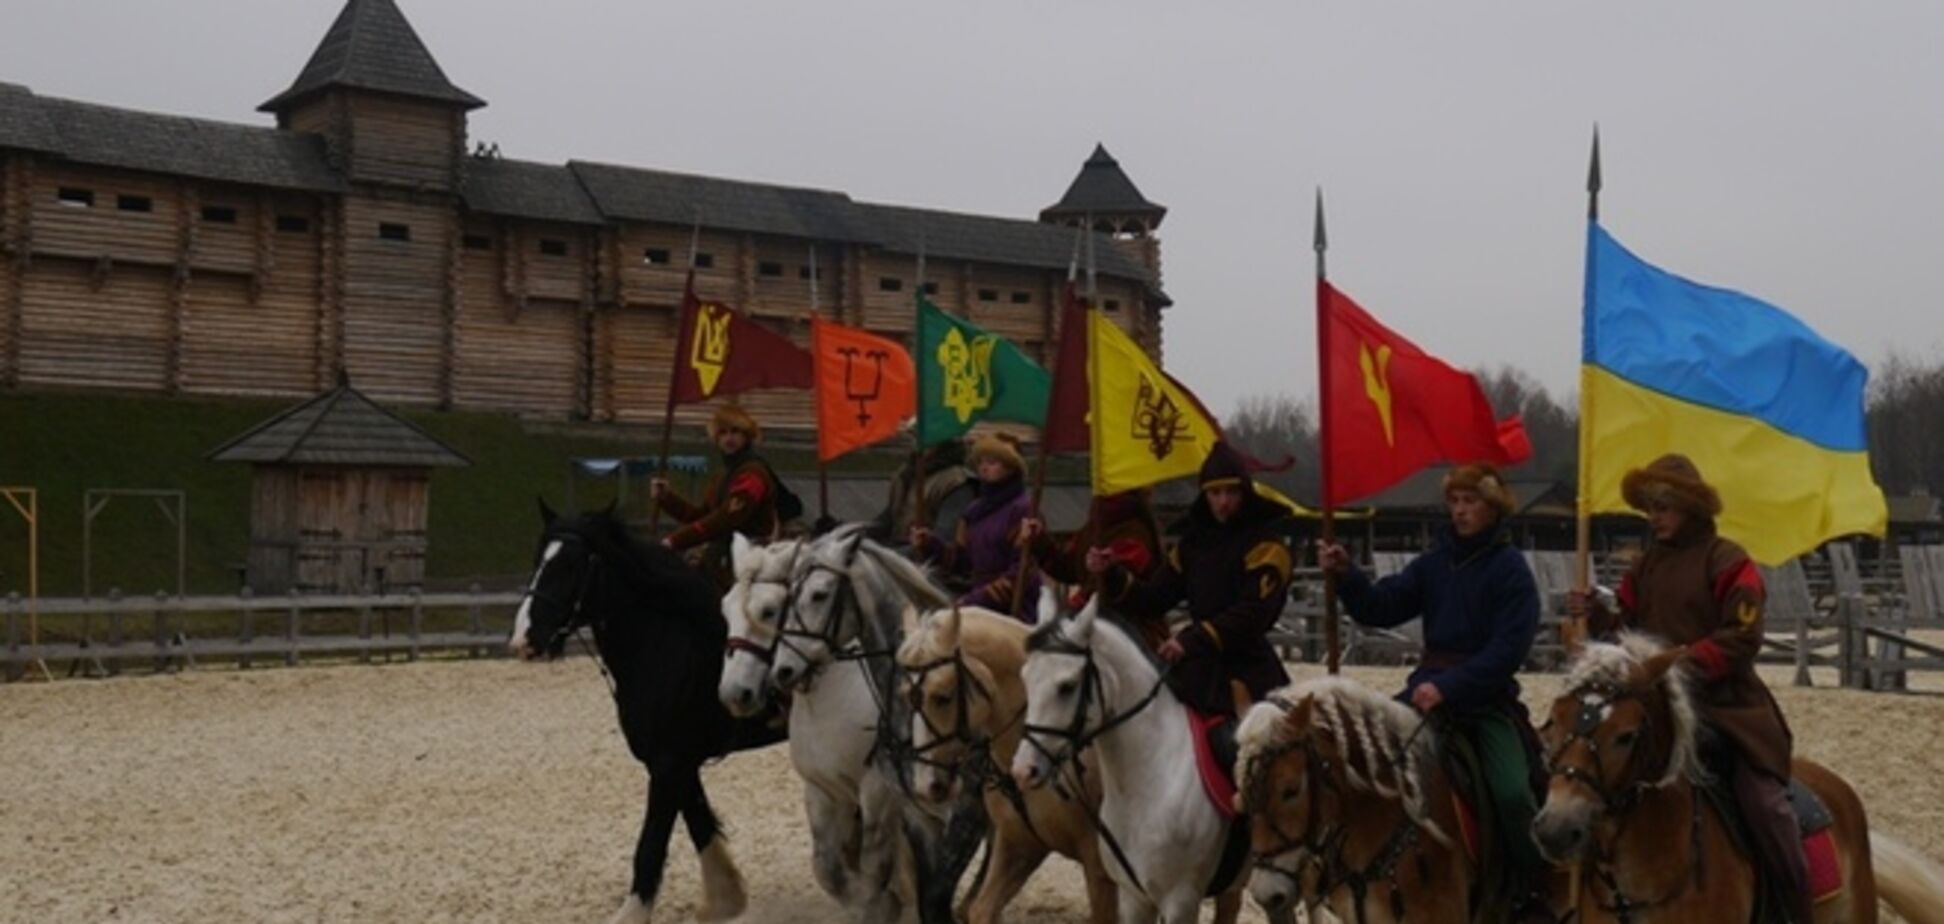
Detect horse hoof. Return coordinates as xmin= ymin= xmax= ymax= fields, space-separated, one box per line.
xmin=695 ymin=839 xmax=748 ymax=922
xmin=606 ymin=893 xmax=653 ymax=924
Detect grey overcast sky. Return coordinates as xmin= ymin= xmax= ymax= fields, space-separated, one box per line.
xmin=5 ymin=1 xmax=1941 ymax=417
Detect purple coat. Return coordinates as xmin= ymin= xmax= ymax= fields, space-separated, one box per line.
xmin=918 ymin=477 xmax=1041 ymax=619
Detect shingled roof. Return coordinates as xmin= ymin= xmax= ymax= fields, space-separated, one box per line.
xmin=0 ymin=82 xmax=59 ymax=153
xmin=462 ymin=157 xmax=602 ymax=226
xmin=209 ymin=378 xmax=470 ymax=468
xmin=1040 ymin=144 xmax=1167 ymax=227
xmin=16 ymin=95 xmax=344 ymax=192
xmin=260 ymin=0 xmax=483 ymax=113
xmin=568 ymin=160 xmax=877 ymax=243
xmin=858 ymin=201 xmax=1152 ymax=282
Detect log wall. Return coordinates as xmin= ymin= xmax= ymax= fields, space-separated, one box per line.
xmin=451 ymin=220 xmax=580 ymax=416
xmin=338 ymin=195 xmax=451 ymax=404
xmin=0 ymin=155 xmax=23 ymax=386
xmin=343 ymin=96 xmax=461 ymax=192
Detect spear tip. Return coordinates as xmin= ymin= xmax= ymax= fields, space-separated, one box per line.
xmin=1587 ymin=126 xmax=1603 ymax=220
xmin=1313 ymin=187 xmax=1328 ymax=253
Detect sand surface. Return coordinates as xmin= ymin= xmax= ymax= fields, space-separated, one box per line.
xmin=2 ymin=659 xmax=1939 ymax=923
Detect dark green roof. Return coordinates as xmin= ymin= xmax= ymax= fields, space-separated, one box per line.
xmin=568 ymin=160 xmax=875 ymax=242
xmin=24 ymin=94 xmax=343 ymax=192
xmin=260 ymin=0 xmax=483 ymax=113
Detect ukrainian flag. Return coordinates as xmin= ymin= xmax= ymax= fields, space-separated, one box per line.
xmin=1581 ymin=223 xmax=1886 ymax=565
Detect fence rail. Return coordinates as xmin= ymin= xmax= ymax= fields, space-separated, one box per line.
xmin=3 ymin=587 xmax=523 ymax=678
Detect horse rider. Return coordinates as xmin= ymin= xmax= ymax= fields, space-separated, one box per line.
xmin=1567 ymin=454 xmax=1809 ymax=924
xmin=869 ymin=435 xmax=974 ymax=546
xmin=910 ymin=433 xmax=1039 ymax=617
xmin=651 ymin=404 xmax=798 ymax=589
xmin=1317 ymin=463 xmax=1548 ymax=918
xmin=1019 ymin=488 xmax=1166 ymax=644
xmin=1089 ymin=441 xmax=1294 ymax=717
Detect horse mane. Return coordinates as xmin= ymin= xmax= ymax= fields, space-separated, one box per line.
xmin=897 ymin=605 xmax=1025 ymax=668
xmin=568 ymin=509 xmax=718 ymax=626
xmin=1236 ymin=677 xmax=1451 ymax=846
xmin=1563 ymin=632 xmax=1707 ymax=788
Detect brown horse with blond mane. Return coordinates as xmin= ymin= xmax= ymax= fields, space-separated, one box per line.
xmin=1533 ymin=633 xmax=1944 ymax=923
xmin=896 ymin=601 xmax=1119 ymax=924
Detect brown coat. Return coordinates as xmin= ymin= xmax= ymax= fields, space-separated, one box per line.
xmin=1590 ymin=523 xmax=1793 ymax=779
xmin=662 ymin=452 xmax=782 ymax=586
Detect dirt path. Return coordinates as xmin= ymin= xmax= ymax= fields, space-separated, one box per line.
xmin=1 ymin=659 xmax=1937 ymax=923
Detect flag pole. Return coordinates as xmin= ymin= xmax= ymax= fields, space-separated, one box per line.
xmin=911 ymin=239 xmax=932 ymax=539
xmin=811 ymin=243 xmax=830 ymax=527
xmin=1569 ymin=128 xmax=1601 ymax=657
xmin=1009 ymin=225 xmax=1087 ymax=618
xmin=650 ymin=212 xmax=704 ymax=538
xmin=1315 ymin=188 xmax=1341 ymax=675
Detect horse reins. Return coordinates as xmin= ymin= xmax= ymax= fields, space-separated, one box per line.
xmin=521 ymin=533 xmax=619 ymax=699
xmin=1545 ymin=680 xmax=1704 ymax=923
xmin=898 ymin=641 xmax=1045 ymax=845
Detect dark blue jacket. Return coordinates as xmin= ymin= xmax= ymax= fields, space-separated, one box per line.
xmin=1337 ymin=528 xmax=1538 ymax=715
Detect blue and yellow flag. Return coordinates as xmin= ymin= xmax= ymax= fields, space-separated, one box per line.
xmin=1581 ymin=224 xmax=1886 ymax=564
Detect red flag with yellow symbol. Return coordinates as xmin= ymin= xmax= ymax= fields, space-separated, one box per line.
xmin=812 ymin=316 xmax=917 ymax=463
xmin=1320 ymin=281 xmax=1531 ymax=506
xmin=667 ymin=275 xmax=813 ymax=407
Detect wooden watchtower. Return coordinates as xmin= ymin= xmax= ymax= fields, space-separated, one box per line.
xmin=209 ymin=376 xmax=469 ymax=594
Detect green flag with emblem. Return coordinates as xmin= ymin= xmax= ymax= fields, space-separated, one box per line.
xmin=916 ymin=296 xmax=1051 ymax=446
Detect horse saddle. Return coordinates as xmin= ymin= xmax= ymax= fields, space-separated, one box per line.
xmin=1701 ymin=770 xmax=1844 ymax=913
xmin=1185 ymin=707 xmax=1253 ymax=898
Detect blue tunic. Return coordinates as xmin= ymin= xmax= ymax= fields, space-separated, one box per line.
xmin=1336 ymin=528 xmax=1539 ymax=715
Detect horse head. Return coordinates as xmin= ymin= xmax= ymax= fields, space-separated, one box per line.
xmin=770 ymin=525 xmax=871 ymax=690
xmin=899 ymin=605 xmax=1005 ymax=804
xmin=1010 ymin=592 xmax=1104 ymax=790
xmin=1533 ymin=633 xmax=1699 ymax=864
xmin=719 ymin=533 xmax=800 ymax=717
xmin=1236 ymin=677 xmax=1444 ymax=914
xmin=510 ymin=499 xmax=618 ymax=661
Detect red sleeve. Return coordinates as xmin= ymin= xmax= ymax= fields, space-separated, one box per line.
xmin=727 ymin=471 xmax=769 ymax=504
xmin=1108 ymin=537 xmax=1153 ymax=576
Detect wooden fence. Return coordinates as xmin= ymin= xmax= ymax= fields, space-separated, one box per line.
xmin=3 ymin=586 xmax=523 ymax=679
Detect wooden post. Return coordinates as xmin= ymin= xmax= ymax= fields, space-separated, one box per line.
xmin=1567 ymin=128 xmax=1602 ymax=659
xmin=239 ymin=586 xmax=255 ymax=670
xmin=1315 ymin=191 xmax=1341 ymax=675
xmin=285 ymin=588 xmax=301 ymax=668
xmin=1793 ymin=604 xmax=1812 ymax=688
xmin=0 ymin=487 xmax=48 ymax=680
xmin=409 ymin=591 xmax=424 ymax=662
xmin=649 ymin=217 xmax=704 ymax=538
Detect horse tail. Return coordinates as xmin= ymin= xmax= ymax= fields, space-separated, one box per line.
xmin=1871 ymin=831 xmax=1944 ymax=924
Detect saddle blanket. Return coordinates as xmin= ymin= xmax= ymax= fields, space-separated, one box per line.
xmin=1187 ymin=707 xmax=1240 ymax=821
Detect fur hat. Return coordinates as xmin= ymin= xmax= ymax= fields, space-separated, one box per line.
xmin=708 ymin=404 xmax=760 ymax=442
xmin=1199 ymin=441 xmax=1254 ymax=493
xmin=1443 ymin=463 xmax=1517 ymax=517
xmin=1621 ymin=454 xmax=1721 ymax=518
xmin=968 ymin=432 xmax=1025 ymax=474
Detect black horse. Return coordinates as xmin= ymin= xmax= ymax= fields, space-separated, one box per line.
xmin=512 ymin=502 xmax=786 ymax=924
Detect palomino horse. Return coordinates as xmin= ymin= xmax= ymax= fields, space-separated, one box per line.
xmin=717 ymin=533 xmax=800 ymax=718
xmin=898 ymin=598 xmax=1118 ymax=924
xmin=508 ymin=503 xmax=784 ymax=924
xmin=1533 ymin=633 xmax=1944 ymax=923
xmin=1236 ymin=675 xmax=1551 ymax=924
xmin=767 ymin=524 xmax=983 ymax=924
xmin=1009 ymin=594 xmax=1262 ymax=924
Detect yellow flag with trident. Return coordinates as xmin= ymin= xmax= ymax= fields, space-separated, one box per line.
xmin=1088 ymin=312 xmax=1226 ymax=494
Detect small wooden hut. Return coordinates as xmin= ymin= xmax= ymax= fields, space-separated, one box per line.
xmin=209 ymin=377 xmax=469 ymax=594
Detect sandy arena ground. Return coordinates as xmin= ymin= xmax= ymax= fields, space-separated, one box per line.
xmin=2 ymin=658 xmax=1939 ymax=924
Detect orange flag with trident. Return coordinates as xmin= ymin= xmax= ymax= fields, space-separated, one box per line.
xmin=812 ymin=316 xmax=917 ymax=463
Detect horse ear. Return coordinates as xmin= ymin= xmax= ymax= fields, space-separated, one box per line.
xmin=1037 ymin=584 xmax=1060 ymax=625
xmin=538 ymin=496 xmax=558 ymax=525
xmin=842 ymin=527 xmax=867 ymax=561
xmin=732 ymin=532 xmax=755 ymax=570
xmin=1635 ymin=645 xmax=1688 ymax=689
xmin=942 ymin=605 xmax=963 ymax=650
xmin=1069 ymin=593 xmax=1098 ymax=640
xmin=1284 ymin=694 xmax=1316 ymax=732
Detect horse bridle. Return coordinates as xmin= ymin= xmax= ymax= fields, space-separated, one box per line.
xmin=1545 ymin=680 xmax=1702 ymax=923
xmin=1240 ymin=696 xmax=1441 ymax=924
xmin=722 ymin=544 xmax=802 ymax=667
xmin=522 ymin=532 xmax=605 ymax=655
xmin=774 ymin=546 xmax=882 ymax=683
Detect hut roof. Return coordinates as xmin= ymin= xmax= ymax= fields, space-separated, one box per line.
xmin=0 ymin=88 xmax=343 ymax=192
xmin=462 ymin=157 xmax=603 ymax=226
xmin=1888 ymin=493 xmax=1941 ymax=526
xmin=1040 ymin=144 xmax=1167 ymax=226
xmin=260 ymin=0 xmax=483 ymax=113
xmin=209 ymin=379 xmax=470 ymax=468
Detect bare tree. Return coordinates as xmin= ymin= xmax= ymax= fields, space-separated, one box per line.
xmin=1224 ymin=393 xmax=1321 ymax=501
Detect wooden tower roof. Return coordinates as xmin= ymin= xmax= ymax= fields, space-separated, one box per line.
xmin=209 ymin=376 xmax=470 ymax=468
xmin=260 ymin=0 xmax=484 ymax=114
xmin=1040 ymin=144 xmax=1167 ymax=228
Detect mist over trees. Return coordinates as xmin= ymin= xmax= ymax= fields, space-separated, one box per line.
xmin=1224 ymin=355 xmax=1944 ymax=502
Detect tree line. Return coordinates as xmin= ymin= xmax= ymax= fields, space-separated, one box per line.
xmin=1225 ymin=355 xmax=1942 ymax=502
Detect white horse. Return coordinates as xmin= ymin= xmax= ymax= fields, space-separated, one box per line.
xmin=767 ymin=525 xmax=964 ymax=924
xmin=717 ymin=533 xmax=800 ymax=718
xmin=1009 ymin=594 xmax=1251 ymax=924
